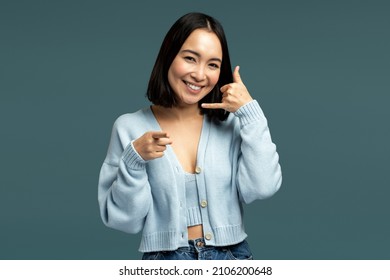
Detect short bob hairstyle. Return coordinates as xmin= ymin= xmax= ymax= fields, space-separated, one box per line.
xmin=146 ymin=12 xmax=233 ymax=122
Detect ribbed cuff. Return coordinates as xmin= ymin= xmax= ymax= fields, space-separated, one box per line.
xmin=234 ymin=100 xmax=264 ymax=126
xmin=122 ymin=141 xmax=146 ymax=170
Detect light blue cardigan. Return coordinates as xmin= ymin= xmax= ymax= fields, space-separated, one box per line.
xmin=98 ymin=100 xmax=282 ymax=252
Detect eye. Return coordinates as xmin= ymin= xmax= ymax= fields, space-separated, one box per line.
xmin=209 ymin=63 xmax=220 ymax=70
xmin=184 ymin=56 xmax=196 ymax=62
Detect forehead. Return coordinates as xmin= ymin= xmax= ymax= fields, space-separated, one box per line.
xmin=180 ymin=29 xmax=222 ymax=58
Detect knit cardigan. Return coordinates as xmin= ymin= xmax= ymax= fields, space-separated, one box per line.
xmin=98 ymin=100 xmax=282 ymax=252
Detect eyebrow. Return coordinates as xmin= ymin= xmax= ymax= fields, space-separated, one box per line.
xmin=181 ymin=49 xmax=222 ymax=63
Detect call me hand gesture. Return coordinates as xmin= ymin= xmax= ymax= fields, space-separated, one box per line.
xmin=202 ymin=66 xmax=253 ymax=113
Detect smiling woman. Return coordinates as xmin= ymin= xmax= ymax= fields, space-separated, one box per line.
xmin=98 ymin=12 xmax=282 ymax=260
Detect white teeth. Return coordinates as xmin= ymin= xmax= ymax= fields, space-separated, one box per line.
xmin=186 ymin=82 xmax=201 ymax=90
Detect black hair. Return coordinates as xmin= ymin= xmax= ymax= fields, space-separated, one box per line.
xmin=146 ymin=12 xmax=233 ymax=122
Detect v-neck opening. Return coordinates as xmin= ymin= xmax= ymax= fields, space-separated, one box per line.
xmin=147 ymin=106 xmax=208 ymax=175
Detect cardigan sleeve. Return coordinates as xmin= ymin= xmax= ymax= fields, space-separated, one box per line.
xmin=234 ymin=100 xmax=282 ymax=203
xmin=98 ymin=117 xmax=152 ymax=234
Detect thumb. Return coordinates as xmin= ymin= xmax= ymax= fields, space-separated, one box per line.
xmin=233 ymin=65 xmax=243 ymax=84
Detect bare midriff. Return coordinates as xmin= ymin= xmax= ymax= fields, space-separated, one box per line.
xmin=188 ymin=224 xmax=204 ymax=240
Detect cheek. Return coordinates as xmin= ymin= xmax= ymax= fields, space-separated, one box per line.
xmin=169 ymin=60 xmax=187 ymax=79
xmin=209 ymin=71 xmax=220 ymax=87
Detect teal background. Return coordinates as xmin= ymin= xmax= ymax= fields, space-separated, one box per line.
xmin=1 ymin=0 xmax=389 ymax=259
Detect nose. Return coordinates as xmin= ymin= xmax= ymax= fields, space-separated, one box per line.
xmin=190 ymin=65 xmax=206 ymax=82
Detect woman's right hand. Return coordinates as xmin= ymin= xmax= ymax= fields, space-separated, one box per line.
xmin=133 ymin=131 xmax=173 ymax=161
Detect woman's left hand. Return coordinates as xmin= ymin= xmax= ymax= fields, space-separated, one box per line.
xmin=201 ymin=66 xmax=253 ymax=113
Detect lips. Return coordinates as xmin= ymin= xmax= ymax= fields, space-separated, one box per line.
xmin=183 ymin=80 xmax=203 ymax=91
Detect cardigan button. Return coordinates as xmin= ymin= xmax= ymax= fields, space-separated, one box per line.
xmin=200 ymin=200 xmax=208 ymax=208
xmin=195 ymin=166 xmax=202 ymax=174
xmin=205 ymin=233 xmax=212 ymax=240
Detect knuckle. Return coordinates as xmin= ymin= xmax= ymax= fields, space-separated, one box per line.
xmin=156 ymin=146 xmax=165 ymax=152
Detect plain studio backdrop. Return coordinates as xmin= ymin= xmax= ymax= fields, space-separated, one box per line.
xmin=0 ymin=0 xmax=389 ymax=259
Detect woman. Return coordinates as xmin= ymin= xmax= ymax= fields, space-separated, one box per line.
xmin=98 ymin=12 xmax=282 ymax=260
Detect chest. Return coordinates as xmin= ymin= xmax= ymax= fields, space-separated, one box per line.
xmin=158 ymin=118 xmax=203 ymax=174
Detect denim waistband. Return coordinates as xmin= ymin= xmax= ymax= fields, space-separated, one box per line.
xmin=142 ymin=238 xmax=251 ymax=260
xmin=185 ymin=238 xmax=244 ymax=253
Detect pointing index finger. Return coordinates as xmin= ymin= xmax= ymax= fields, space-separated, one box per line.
xmin=151 ymin=131 xmax=169 ymax=139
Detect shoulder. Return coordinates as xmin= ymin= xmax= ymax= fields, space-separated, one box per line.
xmin=106 ymin=107 xmax=154 ymax=145
xmin=112 ymin=107 xmax=151 ymax=132
xmin=207 ymin=113 xmax=240 ymax=140
xmin=104 ymin=107 xmax=152 ymax=158
xmin=114 ymin=108 xmax=148 ymax=125
xmin=214 ymin=111 xmax=240 ymax=129
xmin=208 ymin=100 xmax=264 ymax=136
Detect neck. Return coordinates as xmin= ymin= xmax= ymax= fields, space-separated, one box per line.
xmin=153 ymin=103 xmax=202 ymax=122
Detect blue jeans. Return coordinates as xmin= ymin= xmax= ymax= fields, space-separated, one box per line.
xmin=142 ymin=239 xmax=253 ymax=260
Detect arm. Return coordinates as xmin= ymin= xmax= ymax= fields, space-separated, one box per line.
xmin=202 ymin=66 xmax=282 ymax=203
xmin=97 ymin=118 xmax=152 ymax=234
xmin=234 ymin=100 xmax=282 ymax=203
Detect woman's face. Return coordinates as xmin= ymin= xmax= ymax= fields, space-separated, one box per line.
xmin=168 ymin=28 xmax=222 ymax=107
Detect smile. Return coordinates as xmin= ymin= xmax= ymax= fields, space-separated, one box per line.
xmin=184 ymin=81 xmax=203 ymax=91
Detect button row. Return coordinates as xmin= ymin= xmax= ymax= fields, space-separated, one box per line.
xmin=196 ymin=166 xmax=208 ymax=241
